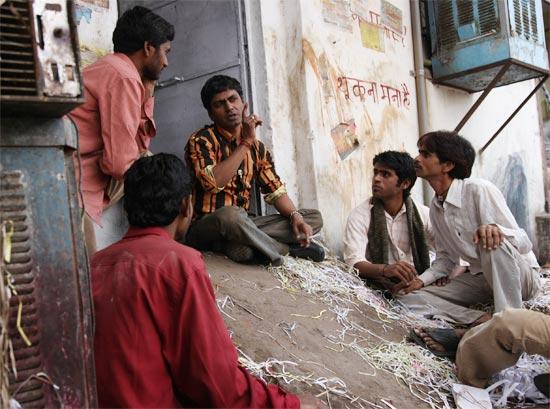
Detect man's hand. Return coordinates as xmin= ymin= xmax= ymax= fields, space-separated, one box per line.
xmin=292 ymin=213 xmax=313 ymax=247
xmin=241 ymin=103 xmax=263 ymax=145
xmin=402 ymin=277 xmax=424 ymax=294
xmin=473 ymin=224 xmax=503 ymax=250
xmin=143 ymin=79 xmax=156 ymax=101
xmin=434 ymin=277 xmax=450 ymax=286
xmin=382 ymin=261 xmax=416 ymax=285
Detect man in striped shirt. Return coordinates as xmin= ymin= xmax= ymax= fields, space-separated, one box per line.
xmin=185 ymin=75 xmax=324 ymax=265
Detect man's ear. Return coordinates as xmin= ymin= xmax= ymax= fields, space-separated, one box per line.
xmin=442 ymin=161 xmax=455 ymax=175
xmin=143 ymin=41 xmax=155 ymax=58
xmin=400 ymin=178 xmax=412 ymax=191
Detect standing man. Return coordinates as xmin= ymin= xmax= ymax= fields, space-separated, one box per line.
xmin=185 ymin=75 xmax=324 ymax=266
xmin=343 ymin=151 xmax=433 ymax=293
xmin=69 ymin=6 xmax=174 ymax=254
xmin=92 ymin=153 xmax=319 ymax=408
xmin=399 ymin=131 xmax=541 ymax=326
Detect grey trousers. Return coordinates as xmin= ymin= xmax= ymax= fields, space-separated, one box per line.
xmin=457 ymin=309 xmax=550 ymax=387
xmin=186 ymin=206 xmax=323 ymax=263
xmin=396 ymin=241 xmax=541 ymax=324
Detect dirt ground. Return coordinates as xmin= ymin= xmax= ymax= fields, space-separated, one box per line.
xmin=205 ymin=253 xmax=431 ymax=409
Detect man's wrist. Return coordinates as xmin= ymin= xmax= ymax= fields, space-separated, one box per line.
xmin=239 ymin=139 xmax=254 ymax=150
xmin=380 ymin=264 xmax=389 ymax=278
xmin=289 ymin=210 xmax=303 ymax=224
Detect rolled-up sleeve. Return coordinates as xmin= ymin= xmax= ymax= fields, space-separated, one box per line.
xmin=98 ymin=77 xmax=143 ymax=180
xmin=186 ymin=133 xmax=223 ymax=193
xmin=343 ymin=202 xmax=371 ymax=268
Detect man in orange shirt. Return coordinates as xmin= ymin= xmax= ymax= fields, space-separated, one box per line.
xmin=69 ymin=6 xmax=174 ymax=254
xmin=185 ymin=75 xmax=325 ymax=266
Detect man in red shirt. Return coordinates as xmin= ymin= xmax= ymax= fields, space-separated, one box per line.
xmin=92 ymin=153 xmax=313 ymax=408
xmin=70 ymin=6 xmax=174 ymax=255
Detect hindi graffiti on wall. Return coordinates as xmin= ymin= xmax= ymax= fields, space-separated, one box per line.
xmin=337 ymin=76 xmax=411 ymax=109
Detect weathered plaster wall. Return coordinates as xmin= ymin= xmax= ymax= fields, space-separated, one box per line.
xmin=74 ymin=0 xmax=118 ymax=67
xmin=257 ymin=0 xmax=420 ymax=253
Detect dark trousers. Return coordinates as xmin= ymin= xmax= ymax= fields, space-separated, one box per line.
xmin=186 ymin=206 xmax=323 ymax=263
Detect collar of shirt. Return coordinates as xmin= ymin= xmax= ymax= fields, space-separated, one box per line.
xmin=369 ymin=198 xmax=407 ymax=220
xmin=215 ymin=125 xmax=240 ymax=142
xmin=432 ymin=179 xmax=463 ymax=210
xmin=124 ymin=226 xmax=172 ymax=240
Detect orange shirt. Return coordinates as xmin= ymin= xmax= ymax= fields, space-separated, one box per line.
xmin=186 ymin=125 xmax=286 ymax=218
xmin=69 ymin=53 xmax=156 ymax=224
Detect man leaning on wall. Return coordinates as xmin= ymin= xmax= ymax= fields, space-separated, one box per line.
xmin=69 ymin=6 xmax=174 ymax=255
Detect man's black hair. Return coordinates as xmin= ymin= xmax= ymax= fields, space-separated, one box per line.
xmin=418 ymin=131 xmax=475 ymax=179
xmin=124 ymin=153 xmax=191 ymax=227
xmin=201 ymin=75 xmax=243 ymax=112
xmin=373 ymin=151 xmax=417 ymax=197
xmin=113 ymin=6 xmax=175 ymax=54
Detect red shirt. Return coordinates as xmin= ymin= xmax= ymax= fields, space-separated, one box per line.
xmin=69 ymin=53 xmax=156 ymax=224
xmin=92 ymin=227 xmax=300 ymax=408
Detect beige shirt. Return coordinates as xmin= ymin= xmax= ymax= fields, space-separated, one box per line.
xmin=418 ymin=178 xmax=540 ymax=286
xmin=343 ymin=197 xmax=433 ymax=268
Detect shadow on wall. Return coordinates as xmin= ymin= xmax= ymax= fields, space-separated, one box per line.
xmin=494 ymin=153 xmax=529 ymax=232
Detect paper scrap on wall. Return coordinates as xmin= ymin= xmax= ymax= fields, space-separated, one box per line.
xmin=331 ymin=120 xmax=360 ymax=160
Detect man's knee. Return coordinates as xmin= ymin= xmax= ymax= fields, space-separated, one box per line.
xmin=300 ymin=209 xmax=323 ymax=231
xmin=212 ymin=206 xmax=249 ymax=232
xmin=486 ymin=309 xmax=521 ymax=349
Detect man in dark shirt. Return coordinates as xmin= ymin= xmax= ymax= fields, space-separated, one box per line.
xmin=92 ymin=153 xmax=310 ymax=408
xmin=185 ymin=75 xmax=324 ymax=266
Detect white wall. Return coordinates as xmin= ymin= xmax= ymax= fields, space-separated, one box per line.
xmin=255 ymin=0 xmax=421 ymax=253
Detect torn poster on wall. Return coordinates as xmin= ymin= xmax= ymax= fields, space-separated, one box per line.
xmin=331 ymin=119 xmax=360 ymax=160
xmin=321 ymin=0 xmax=353 ymax=32
xmin=352 ymin=0 xmax=406 ymax=51
xmin=381 ymin=0 xmax=403 ymax=34
xmin=79 ymin=0 xmax=109 ymax=8
xmin=359 ymin=19 xmax=384 ymax=52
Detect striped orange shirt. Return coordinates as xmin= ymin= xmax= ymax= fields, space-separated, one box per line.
xmin=185 ymin=125 xmax=286 ymax=217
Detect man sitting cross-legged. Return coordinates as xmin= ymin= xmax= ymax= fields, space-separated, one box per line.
xmin=92 ymin=153 xmax=319 ymax=408
xmin=185 ymin=75 xmax=324 ymax=266
xmin=343 ymin=151 xmax=433 ymax=293
xmin=399 ymin=131 xmax=541 ymax=333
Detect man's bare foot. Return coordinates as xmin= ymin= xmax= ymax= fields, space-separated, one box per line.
xmin=413 ymin=327 xmax=467 ymax=353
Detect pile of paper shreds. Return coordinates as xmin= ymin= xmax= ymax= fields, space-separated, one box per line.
xmin=226 ymin=255 xmax=550 ymax=409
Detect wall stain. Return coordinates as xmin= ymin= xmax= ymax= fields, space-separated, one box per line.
xmin=493 ymin=153 xmax=529 ymax=231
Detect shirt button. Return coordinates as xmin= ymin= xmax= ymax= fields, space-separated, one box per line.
xmin=457 ymin=232 xmax=461 ymax=236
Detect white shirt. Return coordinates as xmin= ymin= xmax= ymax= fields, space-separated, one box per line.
xmin=418 ymin=178 xmax=540 ymax=286
xmin=343 ymin=197 xmax=433 ymax=268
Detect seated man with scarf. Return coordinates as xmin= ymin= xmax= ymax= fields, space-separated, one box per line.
xmin=343 ymin=151 xmax=433 ymax=293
